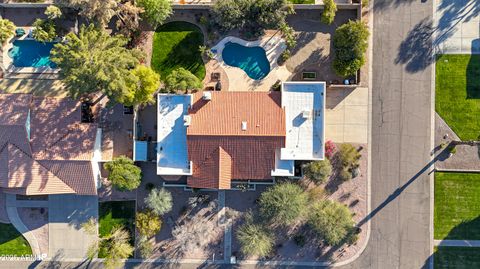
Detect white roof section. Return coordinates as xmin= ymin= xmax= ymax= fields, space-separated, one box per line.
xmin=280 ymin=81 xmax=325 ymax=160
xmin=157 ymin=94 xmax=192 ymax=175
xmin=134 ymin=141 xmax=148 ymax=162
xmin=271 ymin=148 xmax=295 ymax=177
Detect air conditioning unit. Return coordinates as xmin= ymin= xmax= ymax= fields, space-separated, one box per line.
xmin=202 ymin=91 xmax=212 ymax=101
xmin=302 ymin=110 xmax=312 ymax=119
xmin=183 ymin=115 xmax=191 ymax=126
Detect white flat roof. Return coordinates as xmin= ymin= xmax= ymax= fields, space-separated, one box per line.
xmin=271 ymin=148 xmax=295 ymax=177
xmin=156 ymin=94 xmax=192 ymax=175
xmin=281 ymin=82 xmax=325 ymax=160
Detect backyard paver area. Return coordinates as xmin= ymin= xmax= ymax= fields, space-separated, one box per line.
xmin=434 ymin=0 xmax=480 ymax=54
xmin=151 ymin=21 xmax=206 ymax=80
xmin=0 ymin=223 xmax=32 ymax=256
xmin=0 ymin=78 xmax=67 ymax=97
xmin=285 ymin=9 xmax=358 ymax=82
xmin=435 ymin=54 xmax=480 ymax=140
xmin=435 ymin=172 xmax=480 ymax=240
xmin=434 ymin=246 xmax=480 ymax=268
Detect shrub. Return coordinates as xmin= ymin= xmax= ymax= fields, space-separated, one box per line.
xmin=137 ymin=235 xmax=154 ymax=258
xmin=332 ymin=20 xmax=369 ymax=77
xmin=104 ymin=156 xmax=142 ymax=191
xmin=308 ymin=200 xmax=355 ymax=246
xmin=45 ymin=5 xmax=62 ymax=20
xmin=448 ymin=144 xmax=457 ymax=154
xmin=259 ymin=182 xmax=308 ymax=225
xmin=321 ymin=0 xmax=337 ymax=25
xmin=338 ymin=144 xmax=361 ymax=169
xmin=136 ymin=210 xmax=162 ymax=238
xmin=307 ymin=186 xmax=327 ymax=201
xmin=281 ymin=49 xmax=291 ymax=62
xmin=136 ymin=0 xmax=173 ymax=28
xmin=339 ymin=167 xmax=353 ymax=182
xmin=144 ymin=187 xmax=173 ymax=215
xmin=236 ymin=220 xmax=274 ymax=257
xmin=325 ymin=140 xmax=336 ymax=159
xmin=145 ymin=182 xmax=155 ymax=191
xmin=293 ymin=234 xmax=306 ymax=247
xmin=32 ymin=19 xmax=57 ymax=43
xmin=303 ymin=159 xmax=333 ymax=184
xmin=164 ymin=68 xmax=203 ymax=93
xmin=0 ymin=19 xmax=15 ymax=44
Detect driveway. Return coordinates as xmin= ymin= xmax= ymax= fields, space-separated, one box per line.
xmin=435 ymin=0 xmax=480 ymax=54
xmin=48 ymin=195 xmax=98 ymax=259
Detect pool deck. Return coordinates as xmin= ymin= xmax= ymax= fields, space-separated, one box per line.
xmin=210 ymin=34 xmax=291 ymax=92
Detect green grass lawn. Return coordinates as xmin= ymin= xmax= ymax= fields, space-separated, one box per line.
xmin=435 ymin=172 xmax=480 ymax=240
xmin=0 ymin=223 xmax=32 ymax=256
xmin=98 ymin=200 xmax=136 ymax=257
xmin=435 ymin=246 xmax=480 ymax=268
xmin=151 ymin=21 xmax=206 ymax=80
xmin=435 ymin=54 xmax=480 ymax=140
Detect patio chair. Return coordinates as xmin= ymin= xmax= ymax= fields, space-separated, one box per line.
xmin=15 ymin=28 xmax=26 ymax=37
xmin=211 ymin=72 xmax=221 ymax=81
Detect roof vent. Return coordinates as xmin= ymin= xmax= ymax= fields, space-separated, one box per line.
xmin=183 ymin=115 xmax=191 ymax=126
xmin=241 ymin=121 xmax=247 ymax=131
xmin=202 ymin=91 xmax=212 ymax=101
xmin=302 ymin=110 xmax=312 ymax=119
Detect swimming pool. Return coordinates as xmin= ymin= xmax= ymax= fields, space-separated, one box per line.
xmin=221 ymin=42 xmax=270 ymax=80
xmin=8 ymin=40 xmax=56 ymax=68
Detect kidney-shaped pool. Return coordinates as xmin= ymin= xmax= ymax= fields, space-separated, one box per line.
xmin=221 ymin=42 xmax=270 ymax=80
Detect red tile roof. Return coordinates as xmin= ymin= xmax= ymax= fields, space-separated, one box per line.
xmin=187 ymin=92 xmax=285 ymax=136
xmin=186 ymin=91 xmax=286 ymax=189
xmin=0 ymin=94 xmax=98 ymax=195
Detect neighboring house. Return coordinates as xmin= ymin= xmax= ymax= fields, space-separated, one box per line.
xmin=152 ymin=82 xmax=325 ymax=190
xmin=0 ymin=94 xmax=102 ymax=196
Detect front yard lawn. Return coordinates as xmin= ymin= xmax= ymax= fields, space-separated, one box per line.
xmin=435 ymin=172 xmax=480 ymax=240
xmin=435 ymin=54 xmax=480 ymax=140
xmin=98 ymin=200 xmax=136 ymax=257
xmin=435 ymin=246 xmax=480 ymax=269
xmin=0 ymin=223 xmax=32 ymax=256
xmin=151 ymin=21 xmax=206 ymax=80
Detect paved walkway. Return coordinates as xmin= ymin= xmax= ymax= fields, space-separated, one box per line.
xmin=434 ymin=0 xmax=480 ymax=54
xmin=434 ymin=239 xmax=480 ymax=247
xmin=5 ymin=194 xmax=42 ymax=256
xmin=217 ymin=191 xmax=232 ymax=263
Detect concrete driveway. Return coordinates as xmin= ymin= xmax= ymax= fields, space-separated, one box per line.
xmin=325 ymin=87 xmax=369 ymax=143
xmin=48 ymin=195 xmax=98 ymax=259
xmin=435 ymin=0 xmax=480 ymax=54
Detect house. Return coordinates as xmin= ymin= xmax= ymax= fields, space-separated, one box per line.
xmin=0 ymin=94 xmax=102 ymax=196
xmin=154 ymin=82 xmax=325 ymax=190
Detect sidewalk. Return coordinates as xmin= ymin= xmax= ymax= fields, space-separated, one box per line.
xmin=434 ymin=240 xmax=480 ymax=247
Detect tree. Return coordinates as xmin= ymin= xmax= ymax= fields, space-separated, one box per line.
xmin=55 ymin=0 xmax=119 ymax=27
xmin=122 ymin=65 xmax=160 ymax=106
xmin=32 ymin=19 xmax=57 ymax=43
xmin=332 ymin=20 xmax=369 ymax=77
xmin=259 ymin=182 xmax=308 ymax=225
xmin=237 ymin=220 xmax=274 ymax=257
xmin=308 ymin=200 xmax=355 ymax=246
xmin=45 ymin=5 xmax=63 ymax=20
xmin=164 ymin=68 xmax=203 ymax=93
xmin=103 ymin=156 xmax=142 ymax=191
xmin=144 ymin=187 xmax=173 ymax=215
xmin=136 ymin=210 xmax=162 ymax=237
xmin=85 ymin=225 xmax=133 ymax=269
xmin=136 ymin=0 xmax=172 ymax=28
xmin=338 ymin=143 xmax=361 ymax=168
xmin=321 ymin=0 xmax=337 ymax=25
xmin=303 ymin=159 xmax=333 ymax=184
xmin=213 ymin=0 xmax=294 ymax=37
xmin=81 ymin=217 xmax=98 ymax=235
xmin=0 ymin=19 xmax=15 ymax=44
xmin=50 ymin=24 xmax=144 ymax=103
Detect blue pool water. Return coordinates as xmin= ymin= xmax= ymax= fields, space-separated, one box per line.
xmin=222 ymin=42 xmax=270 ymax=80
xmin=8 ymin=40 xmax=56 ymax=68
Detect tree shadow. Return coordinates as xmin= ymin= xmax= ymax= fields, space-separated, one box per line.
xmin=466 ymin=52 xmax=480 ymax=99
